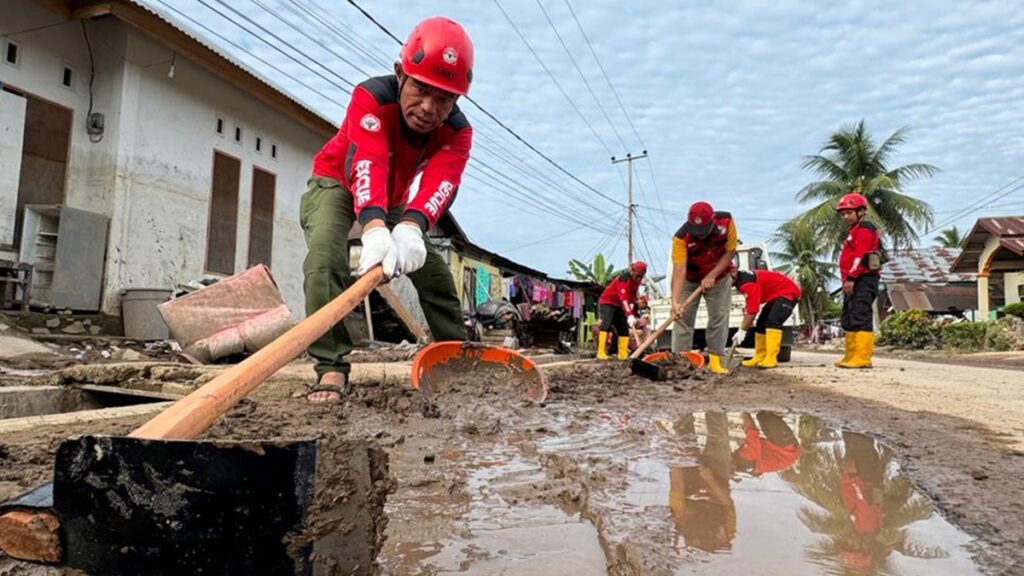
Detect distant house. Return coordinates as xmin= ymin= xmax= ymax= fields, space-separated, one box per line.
xmin=950 ymin=216 xmax=1024 ymax=317
xmin=878 ymin=247 xmax=979 ymax=318
xmin=2 ymin=0 xmax=334 ymax=315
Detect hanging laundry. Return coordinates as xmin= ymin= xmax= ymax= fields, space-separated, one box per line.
xmin=475 ymin=265 xmax=490 ymax=306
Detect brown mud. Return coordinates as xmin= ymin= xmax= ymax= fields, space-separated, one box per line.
xmin=1 ymin=358 xmax=1022 ymax=574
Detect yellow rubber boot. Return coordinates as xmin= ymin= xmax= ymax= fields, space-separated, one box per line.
xmin=708 ymin=353 xmax=730 ymax=375
xmin=835 ymin=332 xmax=856 ymax=368
xmin=847 ymin=331 xmax=874 ymax=369
xmin=741 ymin=333 xmax=766 ymax=367
xmin=616 ymin=336 xmax=630 ymax=360
xmin=758 ymin=328 xmax=783 ymax=369
xmin=597 ymin=331 xmax=610 ymax=360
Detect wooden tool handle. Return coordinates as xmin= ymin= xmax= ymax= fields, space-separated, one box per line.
xmin=130 ymin=267 xmax=385 ymax=440
xmin=628 ymin=286 xmax=704 ymax=360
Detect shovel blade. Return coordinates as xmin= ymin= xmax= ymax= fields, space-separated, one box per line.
xmin=630 ymin=358 xmax=667 ymax=381
xmin=53 ymin=435 xmax=317 ymax=576
xmin=411 ymin=341 xmax=548 ymax=403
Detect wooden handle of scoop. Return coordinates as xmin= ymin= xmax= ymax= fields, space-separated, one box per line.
xmin=130 ymin=267 xmax=385 ymax=440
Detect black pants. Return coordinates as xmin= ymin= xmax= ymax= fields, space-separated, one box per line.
xmin=599 ymin=303 xmax=627 ymax=335
xmin=841 ymin=274 xmax=879 ymax=332
xmin=756 ymin=412 xmax=798 ymax=448
xmin=754 ymin=297 xmax=798 ymax=333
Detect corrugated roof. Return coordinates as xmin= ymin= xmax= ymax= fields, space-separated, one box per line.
xmin=880 ymin=247 xmax=975 ymax=284
xmin=127 ymin=0 xmax=338 ymax=130
xmin=979 ymin=216 xmax=1024 ymax=238
xmin=886 ymin=283 xmax=978 ymax=313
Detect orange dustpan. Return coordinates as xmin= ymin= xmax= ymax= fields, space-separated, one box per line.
xmin=411 ymin=341 xmax=548 ymax=403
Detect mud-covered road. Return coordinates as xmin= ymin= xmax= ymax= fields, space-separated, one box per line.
xmin=1 ymin=350 xmax=1022 ymax=575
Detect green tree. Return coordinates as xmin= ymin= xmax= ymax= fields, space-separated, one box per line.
xmin=780 ymin=417 xmax=951 ymax=575
xmin=771 ymin=218 xmax=837 ymax=327
xmin=795 ymin=120 xmax=938 ymax=254
xmin=933 ymin=225 xmax=963 ymax=249
xmin=567 ymin=253 xmax=622 ymax=285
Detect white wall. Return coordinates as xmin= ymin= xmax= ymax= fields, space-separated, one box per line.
xmin=1 ymin=0 xmax=331 ymax=316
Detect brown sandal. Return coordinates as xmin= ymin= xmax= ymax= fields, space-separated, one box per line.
xmin=306 ymin=372 xmax=351 ymax=404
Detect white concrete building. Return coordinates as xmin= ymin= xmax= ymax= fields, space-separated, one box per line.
xmin=0 ymin=0 xmax=336 ymax=316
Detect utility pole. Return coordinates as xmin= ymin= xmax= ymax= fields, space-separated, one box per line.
xmin=611 ymin=150 xmax=647 ymax=265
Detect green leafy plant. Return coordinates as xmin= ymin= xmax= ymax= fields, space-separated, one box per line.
xmin=940 ymin=322 xmax=987 ymax=351
xmin=1003 ymin=302 xmax=1024 ymax=319
xmin=879 ymin=309 xmax=939 ymax=349
xmin=567 ymin=253 xmax=623 ymax=285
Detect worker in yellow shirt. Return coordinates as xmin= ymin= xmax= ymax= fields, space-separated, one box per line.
xmin=670 ymin=201 xmax=738 ymax=374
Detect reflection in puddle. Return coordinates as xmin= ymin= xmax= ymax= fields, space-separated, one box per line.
xmin=627 ymin=412 xmax=980 ymax=575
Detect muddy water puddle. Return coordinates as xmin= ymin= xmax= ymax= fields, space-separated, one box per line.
xmin=542 ymin=410 xmax=980 ymax=575
xmin=380 ymin=435 xmax=605 ymax=575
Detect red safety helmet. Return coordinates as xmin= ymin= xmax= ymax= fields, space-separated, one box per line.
xmin=400 ymin=17 xmax=474 ymax=96
xmin=687 ymin=201 xmax=716 ymax=237
xmin=836 ymin=192 xmax=868 ymax=212
xmin=632 ymin=261 xmax=648 ymax=276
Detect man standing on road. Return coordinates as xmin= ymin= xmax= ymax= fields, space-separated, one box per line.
xmin=670 ymin=201 xmax=738 ymax=374
xmin=731 ymin=269 xmax=801 ymax=369
xmin=596 ymin=261 xmax=647 ymax=360
xmin=834 ymin=193 xmax=881 ymax=369
xmin=302 ymin=17 xmax=474 ymax=402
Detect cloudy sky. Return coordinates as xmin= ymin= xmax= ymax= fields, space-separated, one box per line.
xmin=151 ymin=0 xmax=1024 ymax=280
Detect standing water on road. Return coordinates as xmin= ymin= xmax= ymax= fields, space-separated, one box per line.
xmin=540 ymin=411 xmax=980 ymax=576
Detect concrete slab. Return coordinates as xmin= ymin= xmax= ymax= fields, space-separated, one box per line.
xmin=0 ymin=335 xmax=55 ymax=360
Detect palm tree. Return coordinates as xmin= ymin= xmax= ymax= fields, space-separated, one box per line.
xmin=567 ymin=253 xmax=622 ymax=285
xmin=781 ymin=418 xmax=951 ymax=575
xmin=934 ymin=226 xmax=963 ymax=249
xmin=795 ymin=120 xmax=938 ymax=254
xmin=771 ymin=219 xmax=837 ymax=327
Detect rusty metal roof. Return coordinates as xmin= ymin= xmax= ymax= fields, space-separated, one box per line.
xmin=951 ymin=215 xmax=1024 ymax=272
xmin=880 ymin=247 xmax=975 ymax=284
xmin=886 ymin=283 xmax=978 ymax=313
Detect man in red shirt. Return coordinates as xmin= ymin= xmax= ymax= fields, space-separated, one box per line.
xmin=670 ymin=201 xmax=738 ymax=374
xmin=302 ymin=18 xmax=474 ymax=402
xmin=731 ymin=269 xmax=801 ymax=369
xmin=596 ymin=261 xmax=647 ymax=360
xmin=732 ymin=411 xmax=801 ymax=475
xmin=835 ymin=193 xmax=881 ymax=369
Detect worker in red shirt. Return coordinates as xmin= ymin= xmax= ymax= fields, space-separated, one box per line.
xmin=596 ymin=261 xmax=647 ymax=360
xmin=835 ymin=193 xmax=881 ymax=369
xmin=731 ymin=269 xmax=802 ymax=369
xmin=670 ymin=201 xmax=738 ymax=374
xmin=302 ymin=18 xmax=474 ymax=402
xmin=732 ymin=411 xmax=802 ymax=475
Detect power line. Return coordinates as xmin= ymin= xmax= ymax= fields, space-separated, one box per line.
xmin=492 ymin=0 xmax=615 ymax=157
xmin=564 ymin=0 xmax=670 ymax=229
xmin=497 ymin=222 xmax=599 ymax=253
xmin=928 ymin=176 xmax=1024 ymax=232
xmin=534 ymin=0 xmax=629 ymax=153
xmin=346 ymin=0 xmax=625 ymax=209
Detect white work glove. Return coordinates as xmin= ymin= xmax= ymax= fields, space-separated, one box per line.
xmin=732 ymin=328 xmax=747 ymax=346
xmin=627 ymin=315 xmax=638 ymax=329
xmin=357 ymin=226 xmax=400 ymax=278
xmin=391 ymin=222 xmax=427 ymax=276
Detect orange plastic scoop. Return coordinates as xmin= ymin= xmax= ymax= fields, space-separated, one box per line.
xmin=640 ymin=350 xmax=705 ymax=368
xmin=411 ymin=341 xmax=548 ymax=403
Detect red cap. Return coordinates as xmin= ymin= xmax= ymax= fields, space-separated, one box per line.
xmin=687 ymin=201 xmax=715 ymax=237
xmin=400 ymin=17 xmax=474 ymax=96
xmin=632 ymin=261 xmax=648 ymax=276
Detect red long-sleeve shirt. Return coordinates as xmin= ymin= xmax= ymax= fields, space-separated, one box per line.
xmin=599 ymin=272 xmax=641 ymax=316
xmin=736 ymin=270 xmax=802 ymax=315
xmin=737 ymin=426 xmax=802 ymax=474
xmin=312 ymin=76 xmax=473 ymax=232
xmin=839 ymin=220 xmax=881 ymax=281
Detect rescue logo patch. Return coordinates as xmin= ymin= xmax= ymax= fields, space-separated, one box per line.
xmin=360 ymin=113 xmax=381 ymax=132
xmin=693 ymin=217 xmax=704 ymax=224
xmin=442 ymin=47 xmax=458 ymax=65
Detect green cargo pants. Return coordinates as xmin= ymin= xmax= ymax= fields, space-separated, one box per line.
xmin=300 ymin=176 xmax=467 ymax=378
